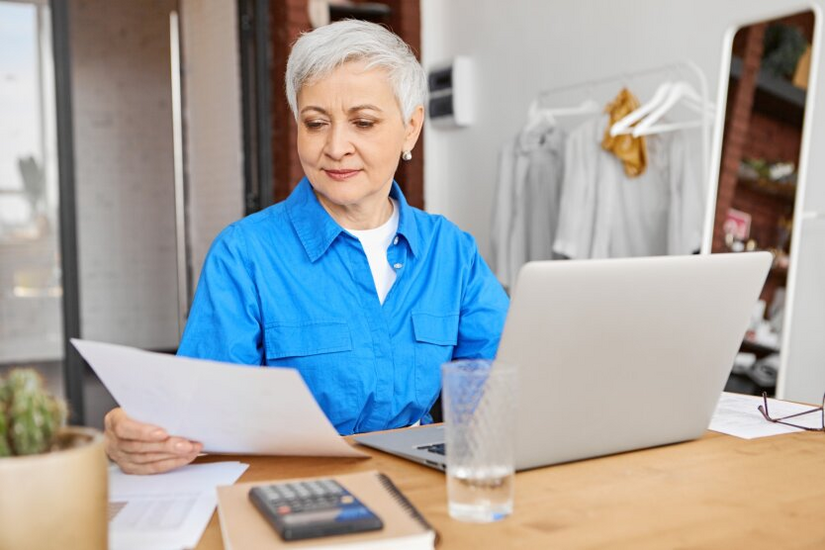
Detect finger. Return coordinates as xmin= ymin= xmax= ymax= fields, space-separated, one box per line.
xmin=120 ymin=454 xmax=198 ymax=475
xmin=104 ymin=434 xmax=123 ymax=463
xmin=110 ymin=410 xmax=168 ymax=442
xmin=127 ymin=450 xmax=201 ymax=465
xmin=118 ymin=438 xmax=202 ymax=455
xmin=108 ymin=444 xmax=197 ymax=472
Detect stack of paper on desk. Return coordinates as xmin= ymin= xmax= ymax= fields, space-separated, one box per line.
xmin=109 ymin=461 xmax=248 ymax=550
xmin=72 ymin=339 xmax=366 ymax=457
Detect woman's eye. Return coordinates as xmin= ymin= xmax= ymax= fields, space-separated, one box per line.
xmin=354 ymin=119 xmax=376 ymax=129
xmin=304 ymin=120 xmax=327 ymax=130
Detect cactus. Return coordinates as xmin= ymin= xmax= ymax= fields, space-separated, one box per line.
xmin=0 ymin=369 xmax=68 ymax=457
xmin=0 ymin=388 xmax=9 ymax=457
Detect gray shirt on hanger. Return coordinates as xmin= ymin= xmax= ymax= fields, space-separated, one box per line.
xmin=490 ymin=120 xmax=566 ymax=289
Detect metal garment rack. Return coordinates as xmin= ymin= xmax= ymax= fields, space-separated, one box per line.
xmin=534 ymin=60 xmax=713 ymax=187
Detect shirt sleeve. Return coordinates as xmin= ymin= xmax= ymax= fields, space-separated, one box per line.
xmin=553 ymin=120 xmax=598 ymax=259
xmin=453 ymin=233 xmax=510 ymax=360
xmin=177 ymin=224 xmax=264 ymax=364
xmin=490 ymin=141 xmax=517 ymax=288
xmin=667 ymin=132 xmax=705 ymax=254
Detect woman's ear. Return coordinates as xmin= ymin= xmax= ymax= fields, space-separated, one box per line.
xmin=403 ymin=105 xmax=425 ymax=151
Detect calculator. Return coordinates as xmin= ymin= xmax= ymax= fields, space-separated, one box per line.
xmin=249 ymin=479 xmax=384 ymax=541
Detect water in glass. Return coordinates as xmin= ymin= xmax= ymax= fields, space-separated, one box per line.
xmin=447 ymin=464 xmax=514 ymax=522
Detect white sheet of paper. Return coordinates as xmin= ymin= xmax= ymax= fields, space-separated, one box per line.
xmin=72 ymin=339 xmax=366 ymax=457
xmin=709 ymin=392 xmax=821 ymax=439
xmin=109 ymin=461 xmax=248 ymax=550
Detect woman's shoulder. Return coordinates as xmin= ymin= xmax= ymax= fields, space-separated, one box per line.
xmin=406 ymin=205 xmax=479 ymax=252
xmin=210 ymin=202 xmax=291 ymax=251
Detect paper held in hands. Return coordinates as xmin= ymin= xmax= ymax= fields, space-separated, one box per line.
xmin=71 ymin=339 xmax=367 ymax=458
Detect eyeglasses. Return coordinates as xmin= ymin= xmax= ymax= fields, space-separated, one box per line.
xmin=758 ymin=392 xmax=825 ymax=432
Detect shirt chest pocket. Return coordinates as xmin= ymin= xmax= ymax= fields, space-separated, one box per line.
xmin=264 ymin=318 xmax=354 ymax=430
xmin=412 ymin=312 xmax=459 ymax=410
xmin=264 ymin=318 xmax=353 ymax=362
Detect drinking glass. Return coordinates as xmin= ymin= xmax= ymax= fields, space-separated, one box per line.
xmin=441 ymin=359 xmax=518 ymax=522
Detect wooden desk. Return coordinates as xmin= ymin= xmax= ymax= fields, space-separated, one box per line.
xmin=194 ymin=430 xmax=825 ymax=548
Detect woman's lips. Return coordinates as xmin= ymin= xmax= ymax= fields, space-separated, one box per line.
xmin=324 ymin=169 xmax=361 ymax=181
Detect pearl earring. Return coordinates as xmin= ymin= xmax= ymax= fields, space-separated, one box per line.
xmin=401 ymin=150 xmax=412 ymax=161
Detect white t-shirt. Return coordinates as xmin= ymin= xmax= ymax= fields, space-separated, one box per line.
xmin=346 ymin=199 xmax=400 ymax=304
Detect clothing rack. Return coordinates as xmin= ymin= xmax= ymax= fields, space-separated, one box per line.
xmin=534 ymin=60 xmax=713 ymax=187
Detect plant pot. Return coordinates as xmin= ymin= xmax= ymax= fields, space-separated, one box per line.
xmin=0 ymin=426 xmax=108 ymax=550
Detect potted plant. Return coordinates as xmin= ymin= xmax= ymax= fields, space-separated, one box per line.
xmin=0 ymin=369 xmax=108 ymax=549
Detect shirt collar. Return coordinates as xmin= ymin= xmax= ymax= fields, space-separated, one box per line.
xmin=390 ymin=181 xmax=420 ymax=258
xmin=286 ymin=177 xmax=420 ymax=262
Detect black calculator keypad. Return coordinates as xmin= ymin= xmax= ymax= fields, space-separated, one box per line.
xmin=249 ymin=479 xmax=383 ymax=541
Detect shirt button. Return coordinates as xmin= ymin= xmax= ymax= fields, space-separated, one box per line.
xmin=393 ymin=236 xmax=399 ymax=245
xmin=393 ymin=263 xmax=403 ymax=269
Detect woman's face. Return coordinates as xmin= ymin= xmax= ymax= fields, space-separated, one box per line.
xmin=296 ymin=60 xmax=423 ymax=222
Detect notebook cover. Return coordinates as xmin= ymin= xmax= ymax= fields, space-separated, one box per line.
xmin=217 ymin=470 xmax=436 ymax=549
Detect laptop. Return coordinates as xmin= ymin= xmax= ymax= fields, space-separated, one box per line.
xmin=354 ymin=252 xmax=772 ymax=471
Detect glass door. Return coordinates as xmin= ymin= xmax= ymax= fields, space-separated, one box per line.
xmin=0 ymin=1 xmax=64 ymax=397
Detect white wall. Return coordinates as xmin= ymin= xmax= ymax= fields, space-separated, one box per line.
xmin=179 ymin=0 xmax=244 ymax=295
xmin=422 ymin=0 xmax=818 ymax=256
xmin=71 ymin=0 xmax=179 ymax=349
xmin=421 ymin=0 xmax=825 ymax=403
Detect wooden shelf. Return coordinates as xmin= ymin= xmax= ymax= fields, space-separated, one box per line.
xmin=737 ymin=177 xmax=796 ymax=202
xmin=740 ymin=338 xmax=780 ymax=357
xmin=730 ymin=55 xmax=807 ymax=126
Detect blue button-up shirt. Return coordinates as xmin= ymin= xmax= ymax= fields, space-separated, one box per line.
xmin=178 ymin=178 xmax=509 ymax=434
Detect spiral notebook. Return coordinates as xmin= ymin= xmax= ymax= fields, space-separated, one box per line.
xmin=216 ymin=470 xmax=437 ymax=549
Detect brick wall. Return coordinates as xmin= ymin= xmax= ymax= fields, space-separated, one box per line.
xmin=713 ymin=12 xmax=811 ymax=311
xmin=270 ymin=0 xmax=311 ymax=203
xmin=713 ymin=23 xmax=765 ymax=254
xmin=744 ymin=112 xmax=802 ymax=162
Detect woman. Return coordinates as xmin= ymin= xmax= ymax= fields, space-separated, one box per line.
xmin=105 ymin=20 xmax=509 ymax=474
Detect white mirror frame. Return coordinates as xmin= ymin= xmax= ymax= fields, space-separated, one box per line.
xmin=703 ymin=4 xmax=822 ymax=401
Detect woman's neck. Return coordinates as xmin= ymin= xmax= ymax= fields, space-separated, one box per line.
xmin=316 ymin=191 xmax=395 ymax=231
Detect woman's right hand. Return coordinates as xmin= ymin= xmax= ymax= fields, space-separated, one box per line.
xmin=104 ymin=407 xmax=203 ymax=474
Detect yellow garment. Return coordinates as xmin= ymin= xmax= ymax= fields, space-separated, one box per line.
xmin=601 ymin=88 xmax=648 ymax=177
xmin=793 ymin=44 xmax=811 ymax=90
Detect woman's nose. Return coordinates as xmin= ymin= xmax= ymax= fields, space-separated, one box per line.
xmin=324 ymin=125 xmax=354 ymax=159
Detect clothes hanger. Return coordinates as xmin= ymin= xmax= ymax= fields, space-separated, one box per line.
xmin=540 ymin=98 xmax=601 ymax=117
xmin=610 ymin=80 xmax=713 ymax=137
xmin=609 ymin=81 xmax=673 ymax=136
xmin=523 ymin=97 xmax=600 ymax=134
xmin=632 ymin=119 xmax=705 ymax=136
xmin=631 ymin=81 xmax=712 ymax=136
xmin=522 ymin=98 xmax=555 ymax=134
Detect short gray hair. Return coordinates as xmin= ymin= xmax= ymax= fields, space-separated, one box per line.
xmin=285 ymin=20 xmax=427 ymax=121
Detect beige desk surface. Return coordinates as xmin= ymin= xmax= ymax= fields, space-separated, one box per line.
xmin=194 ymin=429 xmax=825 ymax=549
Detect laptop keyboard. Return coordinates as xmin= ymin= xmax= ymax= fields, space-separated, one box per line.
xmin=417 ymin=443 xmax=446 ymax=456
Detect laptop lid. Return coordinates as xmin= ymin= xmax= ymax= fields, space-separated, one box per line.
xmin=502 ymin=252 xmax=771 ymax=470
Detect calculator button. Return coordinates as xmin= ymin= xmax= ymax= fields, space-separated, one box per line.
xmin=320 ymin=480 xmax=343 ymax=495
